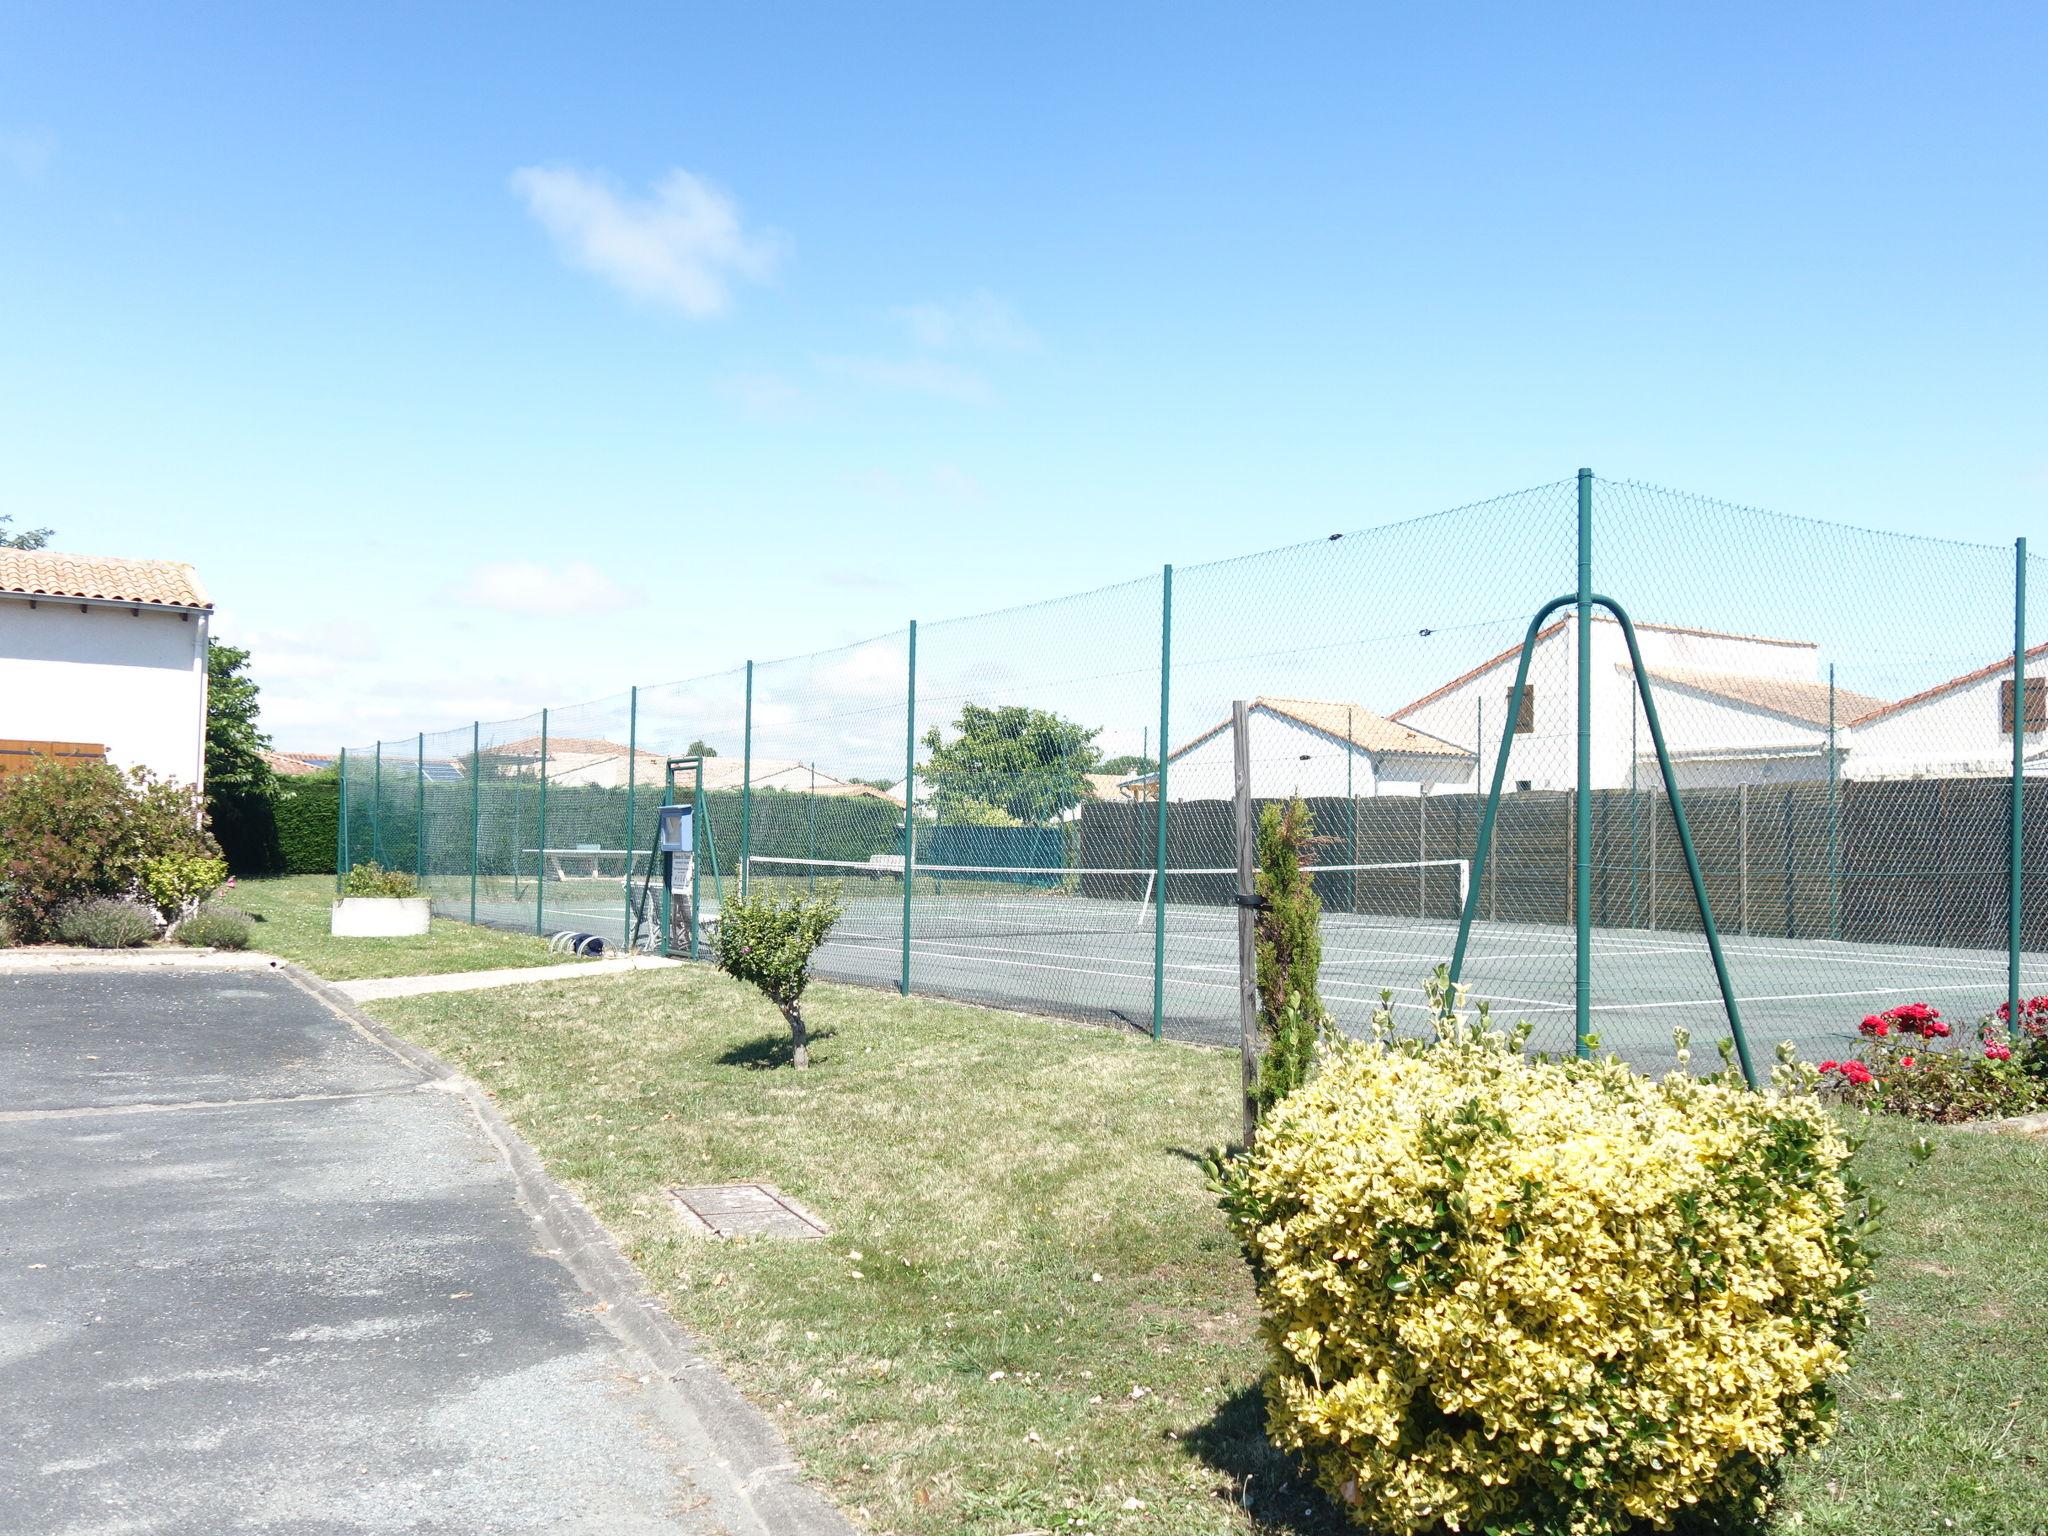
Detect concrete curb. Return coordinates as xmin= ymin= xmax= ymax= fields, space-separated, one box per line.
xmin=0 ymin=947 xmax=280 ymax=974
xmin=277 ymin=963 xmax=858 ymax=1536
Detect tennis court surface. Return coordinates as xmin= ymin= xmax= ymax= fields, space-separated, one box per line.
xmin=466 ymin=855 xmax=2044 ymax=1074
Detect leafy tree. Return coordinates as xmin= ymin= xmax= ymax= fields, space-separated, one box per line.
xmin=685 ymin=739 xmax=719 ymax=758
xmin=920 ymin=703 xmax=1102 ymax=825
xmin=936 ymin=796 xmax=1019 ymax=827
xmin=1 ymin=511 xmax=53 ymax=550
xmin=715 ymin=887 xmax=843 ymax=1068
xmin=1098 ymin=754 xmax=1158 ymax=777
xmin=1253 ymin=797 xmax=1329 ymax=1117
xmin=206 ymin=640 xmax=274 ymax=799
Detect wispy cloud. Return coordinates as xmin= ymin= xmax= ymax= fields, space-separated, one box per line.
xmin=0 ymin=127 xmax=55 ymax=181
xmin=509 ymin=165 xmax=780 ymax=318
xmin=893 ymin=291 xmax=1039 ymax=353
xmin=814 ymin=354 xmax=990 ymax=403
xmin=448 ymin=560 xmax=643 ymax=616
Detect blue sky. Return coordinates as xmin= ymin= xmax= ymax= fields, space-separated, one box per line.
xmin=2 ymin=2 xmax=2044 ymax=749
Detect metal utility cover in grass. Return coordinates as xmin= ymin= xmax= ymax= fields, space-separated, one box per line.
xmin=667 ymin=1184 xmax=830 ymax=1240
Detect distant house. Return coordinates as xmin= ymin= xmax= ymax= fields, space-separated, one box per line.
xmin=1392 ymin=615 xmax=1880 ymax=791
xmin=262 ymin=750 xmax=329 ymax=778
xmin=0 ymin=549 xmax=211 ymax=787
xmin=1846 ymin=643 xmax=2048 ymax=779
xmin=486 ymin=736 xmax=897 ymax=798
xmin=1146 ymin=697 xmax=1472 ymax=802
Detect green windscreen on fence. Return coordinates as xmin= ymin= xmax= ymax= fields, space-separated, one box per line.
xmin=333 ymin=473 xmax=2043 ymax=1075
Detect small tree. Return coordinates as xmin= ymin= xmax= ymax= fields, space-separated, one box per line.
xmin=1252 ymin=796 xmax=1326 ymax=1114
xmin=1 ymin=511 xmax=53 ymax=550
xmin=714 ymin=888 xmax=844 ymax=1069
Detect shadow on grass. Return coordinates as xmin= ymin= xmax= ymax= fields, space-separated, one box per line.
xmin=1183 ymin=1383 xmax=1352 ymax=1535
xmin=717 ymin=1030 xmax=838 ymax=1071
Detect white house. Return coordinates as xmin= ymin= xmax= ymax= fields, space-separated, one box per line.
xmin=0 ymin=549 xmax=211 ymax=787
xmin=1153 ymin=697 xmax=1473 ymax=801
xmin=1845 ymin=642 xmax=2048 ymax=779
xmin=1391 ymin=614 xmax=1882 ymax=791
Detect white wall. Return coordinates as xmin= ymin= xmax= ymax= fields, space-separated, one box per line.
xmin=1164 ymin=707 xmax=1470 ymax=801
xmin=1850 ymin=669 xmax=2048 ymax=779
xmin=1396 ymin=616 xmax=1829 ymax=792
xmin=0 ymin=597 xmax=208 ymax=786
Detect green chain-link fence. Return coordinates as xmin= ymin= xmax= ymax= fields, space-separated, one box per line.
xmin=336 ymin=472 xmax=2041 ymax=1072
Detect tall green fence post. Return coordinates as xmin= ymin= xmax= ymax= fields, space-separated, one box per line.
xmin=740 ymin=661 xmax=755 ymax=898
xmin=692 ymin=757 xmax=705 ymax=960
xmin=469 ymin=722 xmax=480 ymax=925
xmin=1152 ymin=565 xmax=1173 ymax=1041
xmin=535 ymin=708 xmax=549 ymax=936
xmin=336 ymin=747 xmax=349 ymax=891
xmin=416 ymin=731 xmax=426 ymax=886
xmin=2012 ymin=538 xmax=2028 ymax=1027
xmin=372 ymin=742 xmax=383 ymax=865
xmin=623 ymin=688 xmax=637 ymax=946
xmin=900 ymin=622 xmax=917 ymax=995
xmin=1827 ymin=665 xmax=1840 ymax=941
xmin=1574 ymin=468 xmax=1593 ymax=1056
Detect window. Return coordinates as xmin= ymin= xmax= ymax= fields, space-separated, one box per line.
xmin=1506 ymin=685 xmax=1535 ymax=733
xmin=1514 ymin=778 xmax=1533 ymax=793
xmin=1999 ymin=677 xmax=2046 ymax=735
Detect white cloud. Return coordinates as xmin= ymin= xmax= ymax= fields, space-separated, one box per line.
xmin=0 ymin=128 xmax=54 ymax=181
xmin=893 ymin=291 xmax=1039 ymax=352
xmin=814 ymin=354 xmax=990 ymax=402
xmin=510 ymin=165 xmax=780 ymax=318
xmin=448 ymin=560 xmax=642 ymax=616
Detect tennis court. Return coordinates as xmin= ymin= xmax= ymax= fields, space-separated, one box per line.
xmin=468 ymin=854 xmax=2045 ymax=1074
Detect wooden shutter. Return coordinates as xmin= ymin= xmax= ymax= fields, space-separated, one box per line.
xmin=0 ymin=740 xmax=106 ymax=782
xmin=1999 ymin=677 xmax=2047 ymax=734
xmin=1506 ymin=686 xmax=1535 ymax=734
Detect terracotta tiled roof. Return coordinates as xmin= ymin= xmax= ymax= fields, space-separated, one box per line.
xmin=0 ymin=548 xmax=211 ymax=610
xmin=1847 ymin=641 xmax=2048 ymax=725
xmin=262 ymin=750 xmax=327 ymax=777
xmin=1625 ymin=665 xmax=1889 ymax=728
xmin=1172 ymin=697 xmax=1470 ymax=763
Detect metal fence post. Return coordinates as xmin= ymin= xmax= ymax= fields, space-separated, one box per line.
xmin=740 ymin=660 xmax=754 ymax=898
xmin=622 ymin=689 xmax=637 ymax=944
xmin=470 ymin=721 xmax=480 ymax=925
xmin=336 ymin=747 xmax=349 ymax=891
xmin=372 ymin=742 xmax=383 ymax=865
xmin=416 ymin=731 xmax=426 ymax=886
xmin=900 ymin=623 xmax=918 ymax=995
xmin=1827 ymin=664 xmax=1841 ymax=941
xmin=2012 ymin=537 xmax=2028 ymax=1026
xmin=1152 ymin=565 xmax=1173 ymax=1041
xmin=1233 ymin=701 xmax=1257 ymax=1146
xmin=1575 ymin=467 xmax=1593 ymax=1056
xmin=535 ymin=708 xmax=548 ymax=936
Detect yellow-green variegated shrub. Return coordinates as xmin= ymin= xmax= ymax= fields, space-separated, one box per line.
xmin=1223 ymin=983 xmax=1868 ymax=1536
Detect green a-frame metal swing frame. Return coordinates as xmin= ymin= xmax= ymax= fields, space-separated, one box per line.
xmin=1447 ymin=470 xmax=1761 ymax=1089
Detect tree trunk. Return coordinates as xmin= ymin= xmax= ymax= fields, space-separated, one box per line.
xmin=781 ymin=1001 xmax=810 ymax=1070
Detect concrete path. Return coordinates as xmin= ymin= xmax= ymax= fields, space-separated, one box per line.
xmin=0 ymin=962 xmax=851 ymax=1536
xmin=334 ymin=954 xmax=682 ymax=1004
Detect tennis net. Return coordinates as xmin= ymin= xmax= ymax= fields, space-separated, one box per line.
xmin=743 ymin=855 xmax=1471 ymax=939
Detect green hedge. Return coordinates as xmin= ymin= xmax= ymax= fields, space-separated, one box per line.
xmin=214 ymin=776 xmax=339 ymax=876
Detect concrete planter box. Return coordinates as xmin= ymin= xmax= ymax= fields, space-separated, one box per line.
xmin=331 ymin=897 xmax=432 ymax=938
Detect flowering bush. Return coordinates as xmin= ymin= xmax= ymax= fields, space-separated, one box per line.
xmin=1818 ymin=1002 xmax=2048 ymax=1123
xmin=340 ymin=861 xmax=420 ymax=899
xmin=0 ymin=759 xmax=217 ymax=942
xmin=1218 ymin=973 xmax=1868 ymax=1536
xmin=1992 ymin=995 xmax=2048 ymax=1079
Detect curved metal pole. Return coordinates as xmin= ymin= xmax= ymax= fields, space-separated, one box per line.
xmin=1449 ymin=595 xmax=1574 ymax=985
xmin=1449 ymin=591 xmax=1758 ymax=1088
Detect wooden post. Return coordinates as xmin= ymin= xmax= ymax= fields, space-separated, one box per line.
xmin=1234 ymin=700 xmax=1258 ymax=1147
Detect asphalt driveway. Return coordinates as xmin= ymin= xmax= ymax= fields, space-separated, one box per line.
xmin=0 ymin=960 xmax=848 ymax=1536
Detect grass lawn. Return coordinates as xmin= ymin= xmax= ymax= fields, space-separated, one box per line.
xmin=230 ymin=874 xmax=582 ymax=982
xmin=366 ymin=964 xmax=2048 ymax=1536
